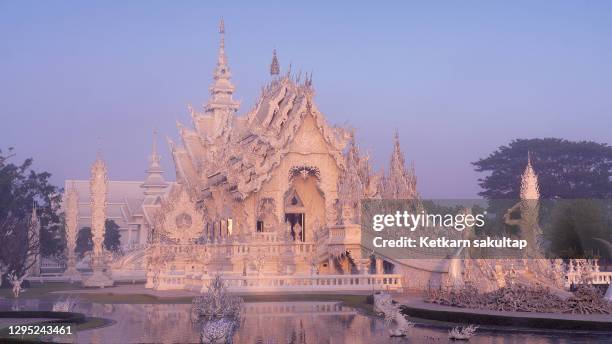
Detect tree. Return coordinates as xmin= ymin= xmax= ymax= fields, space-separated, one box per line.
xmin=0 ymin=148 xmax=64 ymax=285
xmin=0 ymin=213 xmax=40 ymax=289
xmin=104 ymin=219 xmax=121 ymax=253
xmin=74 ymin=220 xmax=121 ymax=258
xmin=0 ymin=148 xmax=64 ymax=256
xmin=545 ymin=199 xmax=611 ymax=259
xmin=474 ymin=139 xmax=612 ymax=252
xmin=75 ymin=227 xmax=93 ymax=258
xmin=473 ymin=138 xmax=612 ymax=199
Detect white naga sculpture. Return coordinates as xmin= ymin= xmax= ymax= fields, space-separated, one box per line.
xmin=83 ymin=156 xmax=114 ymax=287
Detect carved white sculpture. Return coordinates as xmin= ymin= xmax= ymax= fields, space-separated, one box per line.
xmin=378 ymin=132 xmax=418 ymax=200
xmin=142 ymin=130 xmax=168 ymax=196
xmin=64 ymin=183 xmax=80 ymax=281
xmin=520 ymin=152 xmax=540 ymax=200
xmin=154 ymin=186 xmax=204 ymax=244
xmin=83 ymin=155 xmax=114 ymax=287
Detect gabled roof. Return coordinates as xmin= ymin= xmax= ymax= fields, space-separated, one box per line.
xmin=63 ymin=180 xmax=172 ymax=230
xmin=170 ymin=75 xmax=350 ymax=199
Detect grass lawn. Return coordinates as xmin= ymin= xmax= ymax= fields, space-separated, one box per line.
xmin=0 ymin=282 xmax=79 ymax=300
xmin=1 ymin=282 xmax=376 ymax=314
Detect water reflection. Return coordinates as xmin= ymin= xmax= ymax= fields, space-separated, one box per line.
xmin=1 ymin=300 xmax=611 ymax=343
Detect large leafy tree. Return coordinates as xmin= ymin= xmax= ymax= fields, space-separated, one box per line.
xmin=545 ymin=199 xmax=610 ymax=259
xmin=473 ymin=139 xmax=612 ymax=258
xmin=0 ymin=148 xmax=64 ymax=258
xmin=75 ymin=227 xmax=93 ymax=258
xmin=104 ymin=219 xmax=121 ymax=253
xmin=75 ymin=220 xmax=122 ymax=258
xmin=473 ymin=138 xmax=612 ymax=199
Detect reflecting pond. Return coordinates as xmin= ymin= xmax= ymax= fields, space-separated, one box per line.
xmin=1 ymin=299 xmax=611 ymax=343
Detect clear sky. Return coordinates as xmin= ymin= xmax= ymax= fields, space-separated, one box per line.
xmin=1 ymin=1 xmax=611 ymax=198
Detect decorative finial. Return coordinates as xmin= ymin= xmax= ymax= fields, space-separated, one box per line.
xmin=219 ymin=18 xmax=225 ymax=34
xmin=142 ymin=129 xmax=167 ymax=194
xmin=152 ymin=129 xmax=159 ymax=156
xmin=305 ymin=71 xmax=313 ymax=87
xmin=520 ymin=151 xmax=540 ymax=200
xmin=206 ymin=17 xmax=239 ymax=116
xmin=270 ymin=49 xmax=280 ymax=76
xmin=96 ymin=136 xmax=103 ymax=159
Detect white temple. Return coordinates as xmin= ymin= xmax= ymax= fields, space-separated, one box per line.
xmin=62 ymin=20 xmax=610 ymax=294
xmin=61 ymin=20 xmax=423 ymax=291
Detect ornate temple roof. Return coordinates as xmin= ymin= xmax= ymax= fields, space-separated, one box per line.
xmin=169 ymin=21 xmax=350 ymax=200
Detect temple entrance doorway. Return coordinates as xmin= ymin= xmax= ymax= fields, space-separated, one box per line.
xmin=285 ymin=171 xmax=326 ymax=243
xmin=284 ymin=190 xmax=306 ymax=242
xmin=285 ymin=213 xmax=305 ymax=241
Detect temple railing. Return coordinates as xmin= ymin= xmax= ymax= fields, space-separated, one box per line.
xmin=327 ymin=224 xmax=361 ymax=246
xmin=241 ymin=301 xmax=355 ymax=316
xmin=156 ymin=242 xmax=317 ymax=257
xmin=565 ymin=270 xmax=612 ymax=287
xmin=155 ymin=273 xmax=404 ymax=292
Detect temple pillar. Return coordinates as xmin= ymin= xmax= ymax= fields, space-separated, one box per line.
xmin=325 ymin=196 xmax=338 ymax=226
xmin=127 ymin=226 xmax=133 ymax=248
xmin=63 ymin=184 xmax=80 ymax=281
xmin=375 ymin=256 xmax=384 ymax=275
xmin=82 ymin=156 xmax=114 ymax=288
xmin=360 ymin=258 xmax=372 ymax=275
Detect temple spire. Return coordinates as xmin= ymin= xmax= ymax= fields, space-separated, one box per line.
xmin=379 ymin=131 xmax=418 ymax=200
xmin=270 ymin=49 xmax=280 ymax=76
xmin=217 ymin=18 xmax=227 ymax=70
xmin=208 ymin=17 xmax=236 ymax=102
xmin=142 ymin=130 xmax=168 ymax=196
xmin=520 ymin=151 xmax=540 ymax=200
xmin=205 ymin=18 xmax=239 ymax=137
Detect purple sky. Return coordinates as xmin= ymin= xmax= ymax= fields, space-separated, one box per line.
xmin=1 ymin=1 xmax=611 ymax=198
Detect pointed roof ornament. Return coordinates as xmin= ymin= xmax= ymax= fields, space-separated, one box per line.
xmin=520 ymin=151 xmax=540 ymax=200
xmin=150 ymin=129 xmax=161 ymax=167
xmin=305 ymin=71 xmax=313 ymax=87
xmin=142 ymin=130 xmax=167 ymax=195
xmin=205 ymin=18 xmax=239 ymax=119
xmin=92 ymin=137 xmax=107 ymax=174
xmin=90 ymin=150 xmax=108 ymax=188
xmin=216 ymin=17 xmax=227 ymax=75
xmin=270 ymin=49 xmax=280 ymax=76
xmin=166 ymin=135 xmax=177 ymax=152
xmin=380 ymin=131 xmax=418 ymax=200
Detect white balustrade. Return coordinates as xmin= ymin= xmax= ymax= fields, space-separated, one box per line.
xmin=564 ymin=270 xmax=612 ymax=288
xmin=174 ymin=273 xmax=404 ymax=293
